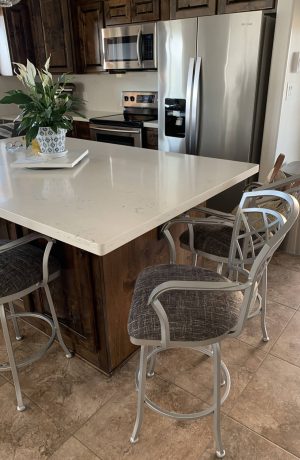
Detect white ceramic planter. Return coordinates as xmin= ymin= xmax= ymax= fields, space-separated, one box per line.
xmin=36 ymin=127 xmax=67 ymax=158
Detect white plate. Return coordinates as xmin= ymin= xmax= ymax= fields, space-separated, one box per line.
xmin=11 ymin=149 xmax=89 ymax=169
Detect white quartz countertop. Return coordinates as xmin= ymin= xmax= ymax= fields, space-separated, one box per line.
xmin=0 ymin=110 xmax=120 ymax=123
xmin=0 ymin=137 xmax=258 ymax=256
xmin=143 ymin=121 xmax=158 ymax=129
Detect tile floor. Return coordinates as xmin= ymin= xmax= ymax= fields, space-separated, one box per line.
xmin=1 ymin=251 xmax=300 ymax=459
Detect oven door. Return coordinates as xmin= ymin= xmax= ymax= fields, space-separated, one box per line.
xmin=90 ymin=124 xmax=142 ymax=148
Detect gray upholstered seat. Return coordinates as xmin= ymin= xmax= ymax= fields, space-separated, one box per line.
xmin=179 ymin=224 xmax=232 ymax=258
xmin=0 ymin=123 xmax=17 ymax=139
xmin=0 ymin=240 xmax=60 ymax=298
xmin=128 ymin=264 xmax=243 ymax=342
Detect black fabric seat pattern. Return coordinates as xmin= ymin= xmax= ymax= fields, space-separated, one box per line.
xmin=179 ymin=224 xmax=233 ymax=258
xmin=128 ymin=264 xmax=243 ymax=342
xmin=0 ymin=240 xmax=60 ymax=298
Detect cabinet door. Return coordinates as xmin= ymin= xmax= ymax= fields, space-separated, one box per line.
xmin=3 ymin=1 xmax=35 ymax=66
xmin=104 ymin=0 xmax=131 ymax=25
xmin=29 ymin=0 xmax=75 ymax=73
xmin=142 ymin=127 xmax=158 ymax=149
xmin=131 ymin=0 xmax=160 ymax=22
xmin=170 ymin=0 xmax=216 ymax=19
xmin=75 ymin=0 xmax=105 ymax=73
xmin=218 ymin=0 xmax=276 ymax=14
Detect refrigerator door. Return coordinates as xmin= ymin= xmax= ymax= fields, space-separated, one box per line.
xmin=158 ymin=19 xmax=197 ymax=154
xmin=196 ymin=11 xmax=263 ymax=162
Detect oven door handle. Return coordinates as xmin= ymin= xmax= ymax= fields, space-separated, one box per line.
xmin=90 ymin=126 xmax=141 ymax=135
xmin=137 ymin=28 xmax=142 ymax=67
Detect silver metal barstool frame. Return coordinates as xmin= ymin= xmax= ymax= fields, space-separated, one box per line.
xmin=0 ymin=232 xmax=73 ymax=411
xmin=129 ymin=190 xmax=299 ymax=458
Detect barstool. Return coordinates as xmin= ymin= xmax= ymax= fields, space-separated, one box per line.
xmin=0 ymin=232 xmax=72 ymax=411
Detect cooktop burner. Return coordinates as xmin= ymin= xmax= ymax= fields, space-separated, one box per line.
xmin=89 ymin=113 xmax=157 ymax=128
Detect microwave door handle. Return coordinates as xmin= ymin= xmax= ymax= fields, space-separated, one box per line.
xmin=185 ymin=58 xmax=195 ymax=155
xmin=137 ymin=28 xmax=142 ymax=67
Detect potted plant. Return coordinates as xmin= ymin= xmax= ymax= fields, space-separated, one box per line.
xmin=0 ymin=57 xmax=83 ymax=158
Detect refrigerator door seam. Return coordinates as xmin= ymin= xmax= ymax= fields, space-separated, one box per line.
xmin=190 ymin=56 xmax=202 ymax=155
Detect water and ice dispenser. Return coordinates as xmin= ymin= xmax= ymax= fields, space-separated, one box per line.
xmin=165 ymin=99 xmax=186 ymax=138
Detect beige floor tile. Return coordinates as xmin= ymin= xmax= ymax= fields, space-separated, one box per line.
xmin=153 ymin=338 xmax=266 ymax=413
xmin=0 ymin=382 xmax=68 ymax=459
xmin=75 ymin=379 xmax=213 ymax=460
xmin=50 ymin=437 xmax=100 ymax=460
xmin=271 ymin=311 xmax=300 ymax=367
xmin=200 ymin=415 xmax=299 ymax=459
xmin=12 ymin=343 xmax=133 ymax=435
xmin=231 ymin=355 xmax=300 ymax=457
xmin=272 ymin=251 xmax=300 ymax=273
xmin=238 ymin=300 xmax=295 ymax=352
xmin=267 ymin=263 xmax=300 ymax=309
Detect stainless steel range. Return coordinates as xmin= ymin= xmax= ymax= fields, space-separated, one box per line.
xmin=89 ymin=91 xmax=158 ymax=148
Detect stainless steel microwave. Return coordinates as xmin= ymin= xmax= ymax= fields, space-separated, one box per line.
xmin=102 ymin=23 xmax=157 ymax=71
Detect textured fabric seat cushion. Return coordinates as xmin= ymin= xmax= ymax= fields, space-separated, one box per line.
xmin=128 ymin=264 xmax=243 ymax=342
xmin=0 ymin=240 xmax=60 ymax=298
xmin=0 ymin=123 xmax=17 ymax=139
xmin=180 ymin=224 xmax=233 ymax=258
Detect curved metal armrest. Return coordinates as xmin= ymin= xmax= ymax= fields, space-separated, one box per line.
xmin=0 ymin=232 xmax=57 ymax=284
xmin=191 ymin=206 xmax=235 ymax=221
xmin=0 ymin=232 xmax=54 ymax=254
xmin=147 ymin=279 xmax=251 ymax=347
xmin=148 ymin=279 xmax=250 ymax=305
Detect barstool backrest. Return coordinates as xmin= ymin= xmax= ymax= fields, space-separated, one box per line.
xmin=228 ymin=190 xmax=299 ymax=335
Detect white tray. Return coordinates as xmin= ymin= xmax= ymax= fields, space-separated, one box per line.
xmin=11 ymin=149 xmax=89 ymax=169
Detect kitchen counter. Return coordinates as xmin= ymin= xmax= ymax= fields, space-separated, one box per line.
xmin=0 ymin=137 xmax=258 ymax=373
xmin=143 ymin=120 xmax=158 ymax=129
xmin=0 ymin=137 xmax=258 ymax=256
xmin=0 ymin=110 xmax=120 ymax=123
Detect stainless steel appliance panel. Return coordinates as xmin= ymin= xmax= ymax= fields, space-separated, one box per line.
xmin=90 ymin=125 xmax=142 ymax=147
xmin=196 ymin=11 xmax=263 ymax=161
xmin=158 ymin=19 xmax=197 ymax=154
xmin=102 ymin=23 xmax=157 ymax=71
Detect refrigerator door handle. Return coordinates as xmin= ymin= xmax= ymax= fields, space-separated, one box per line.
xmin=185 ymin=57 xmax=195 ymax=155
xmin=190 ymin=57 xmax=202 ymax=155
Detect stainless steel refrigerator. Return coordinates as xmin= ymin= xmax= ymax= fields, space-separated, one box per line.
xmin=157 ymin=11 xmax=275 ymax=168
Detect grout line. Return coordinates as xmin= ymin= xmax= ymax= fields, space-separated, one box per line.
xmin=227 ymin=412 xmax=300 ymax=459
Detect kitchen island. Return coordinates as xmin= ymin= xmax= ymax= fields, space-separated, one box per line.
xmin=0 ymin=137 xmax=259 ymax=373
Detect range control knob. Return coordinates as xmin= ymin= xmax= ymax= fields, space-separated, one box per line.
xmin=130 ymin=96 xmax=135 ymax=101
xmin=124 ymin=96 xmax=129 ymax=101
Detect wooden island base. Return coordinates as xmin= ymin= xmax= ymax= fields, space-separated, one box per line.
xmin=0 ymin=218 xmax=192 ymax=375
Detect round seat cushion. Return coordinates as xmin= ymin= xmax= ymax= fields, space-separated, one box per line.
xmin=0 ymin=240 xmax=60 ymax=299
xmin=179 ymin=224 xmax=233 ymax=259
xmin=128 ymin=264 xmax=243 ymax=342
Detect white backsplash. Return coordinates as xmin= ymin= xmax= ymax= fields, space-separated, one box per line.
xmin=0 ymin=71 xmax=158 ymax=117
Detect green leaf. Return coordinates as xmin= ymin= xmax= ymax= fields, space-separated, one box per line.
xmin=0 ymin=91 xmax=32 ymax=105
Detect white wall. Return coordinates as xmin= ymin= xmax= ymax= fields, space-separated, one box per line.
xmin=260 ymin=0 xmax=300 ymax=179
xmin=0 ymin=70 xmax=158 ymax=117
xmin=0 ymin=8 xmax=12 ymax=76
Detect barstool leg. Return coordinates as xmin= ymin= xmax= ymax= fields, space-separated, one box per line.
xmin=8 ymin=302 xmax=23 ymax=341
xmin=147 ymin=346 xmax=156 ymax=378
xmin=0 ymin=304 xmax=25 ymax=411
xmin=212 ymin=343 xmax=225 ymax=458
xmin=216 ymin=263 xmax=223 ymax=275
xmin=130 ymin=345 xmax=148 ymax=443
xmin=192 ymin=253 xmax=198 ymax=266
xmin=43 ymin=284 xmax=73 ymax=358
xmin=260 ymin=267 xmax=269 ymax=342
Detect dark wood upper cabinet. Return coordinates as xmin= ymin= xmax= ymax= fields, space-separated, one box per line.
xmin=131 ymin=0 xmax=160 ymax=22
xmin=28 ymin=0 xmax=75 ymax=73
xmin=170 ymin=0 xmax=217 ymax=19
xmin=104 ymin=0 xmax=132 ymax=25
xmin=74 ymin=0 xmax=105 ymax=73
xmin=217 ymin=0 xmax=276 ymax=14
xmin=3 ymin=1 xmax=35 ymax=66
